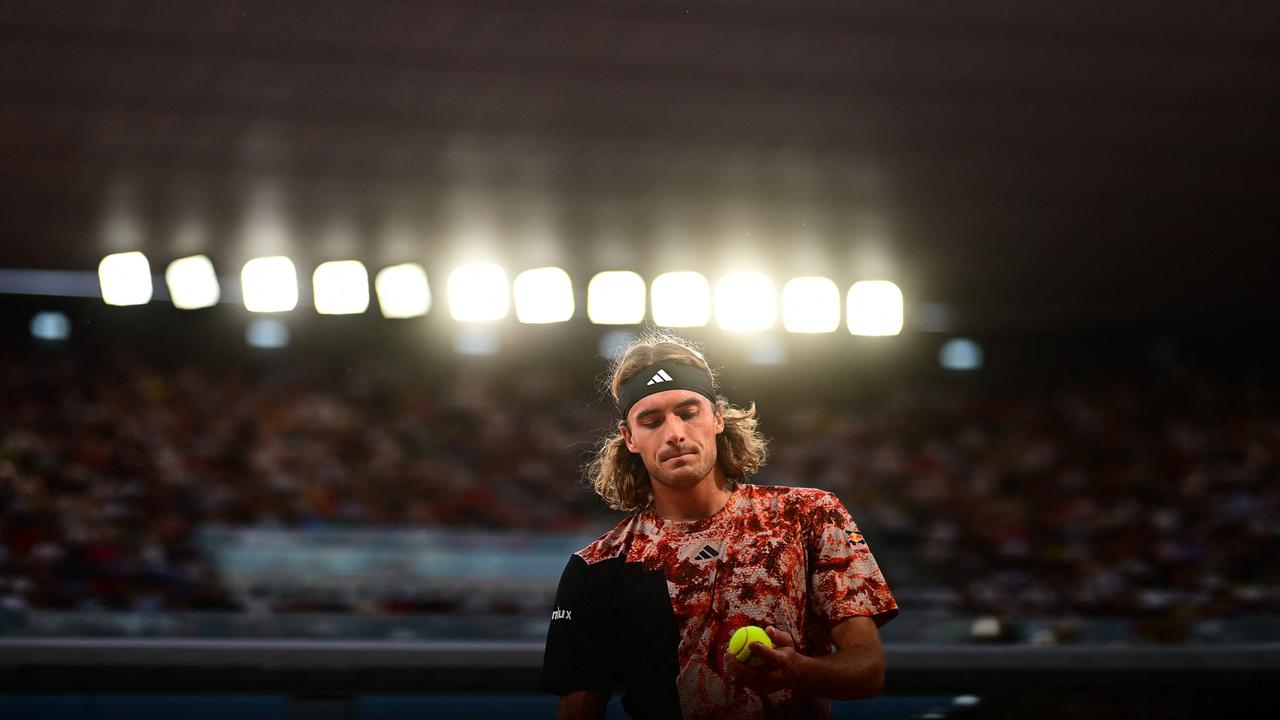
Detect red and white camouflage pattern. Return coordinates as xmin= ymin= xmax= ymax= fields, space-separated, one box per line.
xmin=578 ymin=483 xmax=898 ymax=720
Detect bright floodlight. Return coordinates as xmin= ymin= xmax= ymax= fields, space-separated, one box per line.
xmin=587 ymin=271 xmax=646 ymax=324
xmin=513 ymin=267 xmax=574 ymax=323
xmin=374 ymin=263 xmax=431 ymax=318
xmin=313 ymin=260 xmax=370 ymax=315
xmin=447 ymin=262 xmax=509 ymax=321
xmin=241 ymin=256 xmax=298 ymax=313
xmin=651 ymin=271 xmax=710 ymax=327
xmin=846 ymin=280 xmax=903 ymax=336
xmin=782 ymin=276 xmax=840 ymax=333
xmin=715 ymin=272 xmax=776 ymax=332
xmin=165 ymin=255 xmax=220 ymax=309
xmin=98 ymin=251 xmax=153 ymax=306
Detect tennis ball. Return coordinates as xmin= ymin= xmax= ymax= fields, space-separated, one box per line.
xmin=729 ymin=625 xmax=773 ymax=667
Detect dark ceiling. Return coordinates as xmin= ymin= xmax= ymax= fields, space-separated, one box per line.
xmin=2 ymin=0 xmax=1278 ymax=329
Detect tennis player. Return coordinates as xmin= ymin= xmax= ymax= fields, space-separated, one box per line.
xmin=543 ymin=333 xmax=898 ymax=719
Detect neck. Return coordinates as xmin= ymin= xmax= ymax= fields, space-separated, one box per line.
xmin=651 ymin=466 xmax=733 ymax=522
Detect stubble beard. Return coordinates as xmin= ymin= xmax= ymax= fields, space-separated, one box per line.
xmin=648 ymin=448 xmax=719 ymax=493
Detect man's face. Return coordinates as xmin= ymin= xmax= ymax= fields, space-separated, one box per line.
xmin=622 ymin=389 xmax=725 ymax=491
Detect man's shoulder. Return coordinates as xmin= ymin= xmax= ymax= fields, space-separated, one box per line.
xmin=741 ymin=483 xmax=837 ymax=510
xmin=574 ymin=511 xmax=645 ymax=565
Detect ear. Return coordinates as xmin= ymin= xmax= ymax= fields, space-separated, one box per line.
xmin=620 ymin=421 xmax=639 ymax=453
xmin=713 ymin=406 xmax=725 ymax=435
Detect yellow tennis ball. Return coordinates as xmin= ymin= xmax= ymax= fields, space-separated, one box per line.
xmin=729 ymin=625 xmax=773 ymax=667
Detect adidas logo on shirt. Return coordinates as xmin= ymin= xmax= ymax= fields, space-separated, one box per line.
xmin=646 ymin=369 xmax=675 ymax=386
xmin=694 ymin=545 xmax=720 ymax=561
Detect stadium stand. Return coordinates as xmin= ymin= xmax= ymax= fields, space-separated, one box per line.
xmin=3 ymin=349 xmax=1276 ymax=646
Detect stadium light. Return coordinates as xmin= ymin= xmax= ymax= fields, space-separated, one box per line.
xmin=587 ymin=271 xmax=646 ymax=325
xmin=313 ymin=260 xmax=370 ymax=315
xmin=98 ymin=251 xmax=153 ymax=306
xmin=782 ymin=277 xmax=840 ymax=333
xmin=374 ymin=263 xmax=431 ymax=318
xmin=651 ymin=271 xmax=710 ymax=327
xmin=30 ymin=311 xmax=70 ymax=341
xmin=940 ymin=338 xmax=984 ymax=370
xmin=513 ymin=267 xmax=574 ymax=324
xmin=715 ymin=272 xmax=776 ymax=332
xmin=447 ymin=262 xmax=509 ymax=321
xmin=847 ymin=280 xmax=903 ymax=336
xmin=165 ymin=255 xmax=220 ymax=309
xmin=241 ymin=256 xmax=298 ymax=313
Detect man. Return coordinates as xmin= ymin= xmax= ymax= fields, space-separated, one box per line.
xmin=543 ymin=333 xmax=898 ymax=719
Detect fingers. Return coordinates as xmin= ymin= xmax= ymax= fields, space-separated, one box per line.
xmin=724 ymin=652 xmax=782 ymax=694
xmin=726 ymin=626 xmax=794 ymax=673
xmin=765 ymin=625 xmax=795 ymax=648
xmin=747 ymin=641 xmax=786 ymax=669
xmin=724 ymin=627 xmax=800 ymax=696
xmin=724 ymin=650 xmax=764 ymax=672
xmin=724 ymin=651 xmax=745 ymax=673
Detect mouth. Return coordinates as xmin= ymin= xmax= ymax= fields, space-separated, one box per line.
xmin=663 ymin=449 xmax=696 ymax=462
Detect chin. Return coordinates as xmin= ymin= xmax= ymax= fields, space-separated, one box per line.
xmin=652 ymin=461 xmax=715 ymax=489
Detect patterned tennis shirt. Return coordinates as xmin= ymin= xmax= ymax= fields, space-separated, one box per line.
xmin=542 ymin=483 xmax=899 ymax=719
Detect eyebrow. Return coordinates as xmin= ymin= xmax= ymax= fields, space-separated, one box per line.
xmin=634 ymin=397 xmax=702 ymax=423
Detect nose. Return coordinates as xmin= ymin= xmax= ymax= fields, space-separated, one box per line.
xmin=662 ymin=414 xmax=687 ymax=445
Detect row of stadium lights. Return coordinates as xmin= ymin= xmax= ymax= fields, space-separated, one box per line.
xmin=99 ymin=252 xmax=905 ymax=335
xmin=31 ymin=306 xmax=984 ymax=369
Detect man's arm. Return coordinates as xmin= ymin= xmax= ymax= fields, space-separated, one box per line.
xmin=724 ymin=616 xmax=886 ymax=700
xmin=558 ymin=690 xmax=609 ymax=720
xmin=796 ymin=616 xmax=886 ymax=699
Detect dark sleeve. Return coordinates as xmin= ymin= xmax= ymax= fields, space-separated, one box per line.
xmin=541 ymin=554 xmax=615 ymax=696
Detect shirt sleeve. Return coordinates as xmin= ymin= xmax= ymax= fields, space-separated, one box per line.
xmin=804 ymin=490 xmax=900 ymax=630
xmin=541 ymin=554 xmax=615 ymax=696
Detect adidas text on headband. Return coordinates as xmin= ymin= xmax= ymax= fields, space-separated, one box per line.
xmin=617 ymin=362 xmax=717 ymax=421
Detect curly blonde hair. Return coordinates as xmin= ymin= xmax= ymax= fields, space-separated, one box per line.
xmin=586 ymin=332 xmax=768 ymax=511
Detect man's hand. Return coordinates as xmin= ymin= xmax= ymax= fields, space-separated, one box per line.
xmin=723 ymin=617 xmax=886 ymax=700
xmin=723 ymin=625 xmax=803 ymax=695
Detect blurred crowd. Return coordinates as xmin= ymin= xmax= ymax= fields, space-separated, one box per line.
xmin=2 ymin=352 xmax=1278 ymax=631
xmin=753 ymin=371 xmax=1280 ymax=632
xmin=0 ymin=353 xmax=607 ymax=614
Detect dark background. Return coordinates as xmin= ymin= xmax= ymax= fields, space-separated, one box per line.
xmin=3 ymin=0 xmax=1278 ymax=331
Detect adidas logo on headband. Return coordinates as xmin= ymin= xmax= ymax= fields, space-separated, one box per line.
xmin=646 ymin=369 xmax=674 ymax=386
xmin=618 ymin=361 xmax=718 ymax=419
